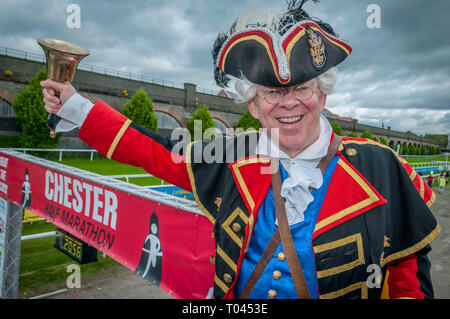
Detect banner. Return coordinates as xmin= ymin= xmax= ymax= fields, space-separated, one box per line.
xmin=0 ymin=197 xmax=7 ymax=298
xmin=0 ymin=151 xmax=215 ymax=299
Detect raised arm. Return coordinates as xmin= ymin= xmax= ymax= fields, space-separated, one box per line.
xmin=41 ymin=80 xmax=192 ymax=191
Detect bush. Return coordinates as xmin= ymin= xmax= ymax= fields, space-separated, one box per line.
xmin=234 ymin=110 xmax=261 ymax=132
xmin=379 ymin=136 xmax=387 ymax=145
xmin=347 ymin=131 xmax=358 ymax=138
xmin=186 ymin=105 xmax=216 ymax=141
xmin=121 ymin=89 xmax=158 ymax=132
xmin=0 ymin=135 xmax=21 ymax=147
xmin=331 ymin=121 xmax=343 ymax=136
xmin=12 ymin=68 xmax=61 ymax=149
xmin=360 ymin=130 xmax=375 ymax=140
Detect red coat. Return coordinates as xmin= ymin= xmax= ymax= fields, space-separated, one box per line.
xmin=79 ymin=100 xmax=440 ymax=299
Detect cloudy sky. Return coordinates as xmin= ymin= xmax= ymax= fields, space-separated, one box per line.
xmin=1 ymin=0 xmax=449 ymax=135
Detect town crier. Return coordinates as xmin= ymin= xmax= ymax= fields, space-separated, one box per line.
xmin=41 ymin=0 xmax=440 ymax=299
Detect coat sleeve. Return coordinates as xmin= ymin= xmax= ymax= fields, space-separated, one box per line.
xmin=78 ymin=99 xmax=192 ymax=192
xmin=384 ymin=246 xmax=434 ymax=299
xmin=379 ymin=151 xmax=439 ymax=299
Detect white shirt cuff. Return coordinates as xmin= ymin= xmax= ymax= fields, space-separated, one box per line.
xmin=55 ymin=93 xmax=94 ymax=132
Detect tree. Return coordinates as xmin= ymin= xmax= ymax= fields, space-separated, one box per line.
xmin=233 ymin=110 xmax=261 ymax=132
xmin=409 ymin=144 xmax=417 ymax=155
xmin=331 ymin=121 xmax=343 ymax=136
xmin=121 ymin=89 xmax=158 ymax=132
xmin=379 ymin=136 xmax=387 ymax=145
xmin=420 ymin=145 xmax=427 ymax=155
xmin=402 ymin=144 xmax=409 ymax=155
xmin=12 ymin=68 xmax=61 ymax=149
xmin=360 ymin=130 xmax=375 ymax=141
xmin=186 ymin=105 xmax=216 ymax=141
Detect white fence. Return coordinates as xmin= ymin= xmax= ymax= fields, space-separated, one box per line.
xmin=0 ymin=148 xmax=98 ymax=161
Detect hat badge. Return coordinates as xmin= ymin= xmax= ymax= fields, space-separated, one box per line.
xmin=306 ymin=25 xmax=326 ymax=69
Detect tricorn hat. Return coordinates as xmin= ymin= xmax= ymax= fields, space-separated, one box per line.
xmin=212 ymin=0 xmax=352 ymax=88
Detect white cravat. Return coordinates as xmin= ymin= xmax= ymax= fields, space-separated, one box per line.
xmin=256 ymin=115 xmax=332 ymax=226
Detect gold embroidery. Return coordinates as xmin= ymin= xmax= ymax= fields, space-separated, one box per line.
xmin=230 ymin=156 xmax=270 ymax=212
xmin=244 ymin=214 xmax=255 ymax=254
xmin=185 ymin=142 xmax=215 ymax=224
xmin=313 ymin=233 xmax=365 ymax=278
xmin=214 ymin=197 xmax=222 ymax=211
xmin=217 ymin=245 xmax=237 ymax=272
xmin=384 ymin=236 xmax=391 ymax=248
xmin=319 ymin=281 xmax=368 ymax=299
xmin=380 ymin=252 xmax=385 ymax=266
xmin=214 ymin=274 xmax=229 ymax=294
xmin=107 ymin=119 xmax=132 ymax=159
xmin=221 ymin=207 xmax=249 ymax=248
xmin=380 ymin=269 xmax=390 ymax=299
xmin=313 ymin=159 xmax=383 ymax=234
xmin=426 ymin=191 xmax=436 ymax=208
xmin=380 ymin=224 xmax=441 ymax=267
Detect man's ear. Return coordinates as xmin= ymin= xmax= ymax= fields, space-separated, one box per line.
xmin=248 ymin=99 xmax=260 ymax=120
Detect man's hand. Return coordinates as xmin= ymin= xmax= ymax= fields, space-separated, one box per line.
xmin=40 ymin=79 xmax=77 ymax=114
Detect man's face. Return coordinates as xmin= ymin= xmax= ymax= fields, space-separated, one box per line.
xmin=248 ymin=78 xmax=327 ymax=158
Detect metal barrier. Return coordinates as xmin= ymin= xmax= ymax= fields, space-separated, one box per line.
xmin=0 ymin=148 xmax=98 ymax=162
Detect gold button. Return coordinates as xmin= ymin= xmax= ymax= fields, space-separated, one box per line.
xmin=210 ymin=256 xmax=215 ymax=264
xmin=223 ymin=273 xmax=233 ymax=284
xmin=232 ymin=223 xmax=242 ymax=232
xmin=272 ymin=270 xmax=281 ymax=280
xmin=346 ymin=148 xmax=357 ymax=156
xmin=277 ymin=252 xmax=286 ymax=261
xmin=268 ymin=289 xmax=277 ymax=299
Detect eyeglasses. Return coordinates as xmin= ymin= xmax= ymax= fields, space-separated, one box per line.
xmin=257 ymin=85 xmax=318 ymax=105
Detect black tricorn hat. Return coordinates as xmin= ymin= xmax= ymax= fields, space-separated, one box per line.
xmin=212 ymin=0 xmax=352 ymax=87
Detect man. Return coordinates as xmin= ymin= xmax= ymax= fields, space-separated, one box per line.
xmin=427 ymin=171 xmax=434 ymax=188
xmin=41 ymin=1 xmax=439 ymax=299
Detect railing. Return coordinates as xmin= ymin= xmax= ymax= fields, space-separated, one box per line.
xmin=403 ymin=154 xmax=447 ymax=159
xmin=410 ymin=161 xmax=448 ymax=169
xmin=106 ymin=173 xmax=164 ymax=185
xmin=0 ymin=46 xmax=216 ymax=95
xmin=0 ymin=148 xmax=98 ymax=161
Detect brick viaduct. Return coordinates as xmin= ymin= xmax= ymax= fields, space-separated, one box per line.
xmin=0 ymin=53 xmax=440 ymax=150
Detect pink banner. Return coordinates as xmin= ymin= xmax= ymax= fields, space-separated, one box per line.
xmin=0 ymin=151 xmax=215 ymax=298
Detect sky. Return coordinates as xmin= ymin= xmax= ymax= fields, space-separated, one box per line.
xmin=1 ymin=0 xmax=449 ymax=136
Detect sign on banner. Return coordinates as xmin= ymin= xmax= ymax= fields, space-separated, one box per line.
xmin=0 ymin=151 xmax=215 ymax=299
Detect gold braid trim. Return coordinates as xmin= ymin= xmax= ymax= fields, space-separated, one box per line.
xmin=106 ymin=119 xmax=132 ymax=159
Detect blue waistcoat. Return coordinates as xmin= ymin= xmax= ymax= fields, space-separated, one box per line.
xmin=235 ymin=155 xmax=340 ymax=299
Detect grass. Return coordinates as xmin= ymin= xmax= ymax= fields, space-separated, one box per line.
xmin=405 ymin=156 xmax=447 ymax=163
xmin=56 ymin=157 xmax=167 ymax=186
xmin=19 ymin=221 xmax=121 ymax=298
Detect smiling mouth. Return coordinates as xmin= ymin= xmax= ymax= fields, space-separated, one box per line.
xmin=277 ymin=115 xmax=302 ymax=123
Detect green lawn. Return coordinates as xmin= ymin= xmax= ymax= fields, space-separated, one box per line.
xmin=405 ymin=156 xmax=447 ymax=163
xmin=19 ymin=221 xmax=121 ymax=298
xmin=57 ymin=157 xmax=166 ymax=186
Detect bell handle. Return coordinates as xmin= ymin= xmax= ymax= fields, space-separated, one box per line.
xmin=47 ymin=91 xmax=61 ymax=139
